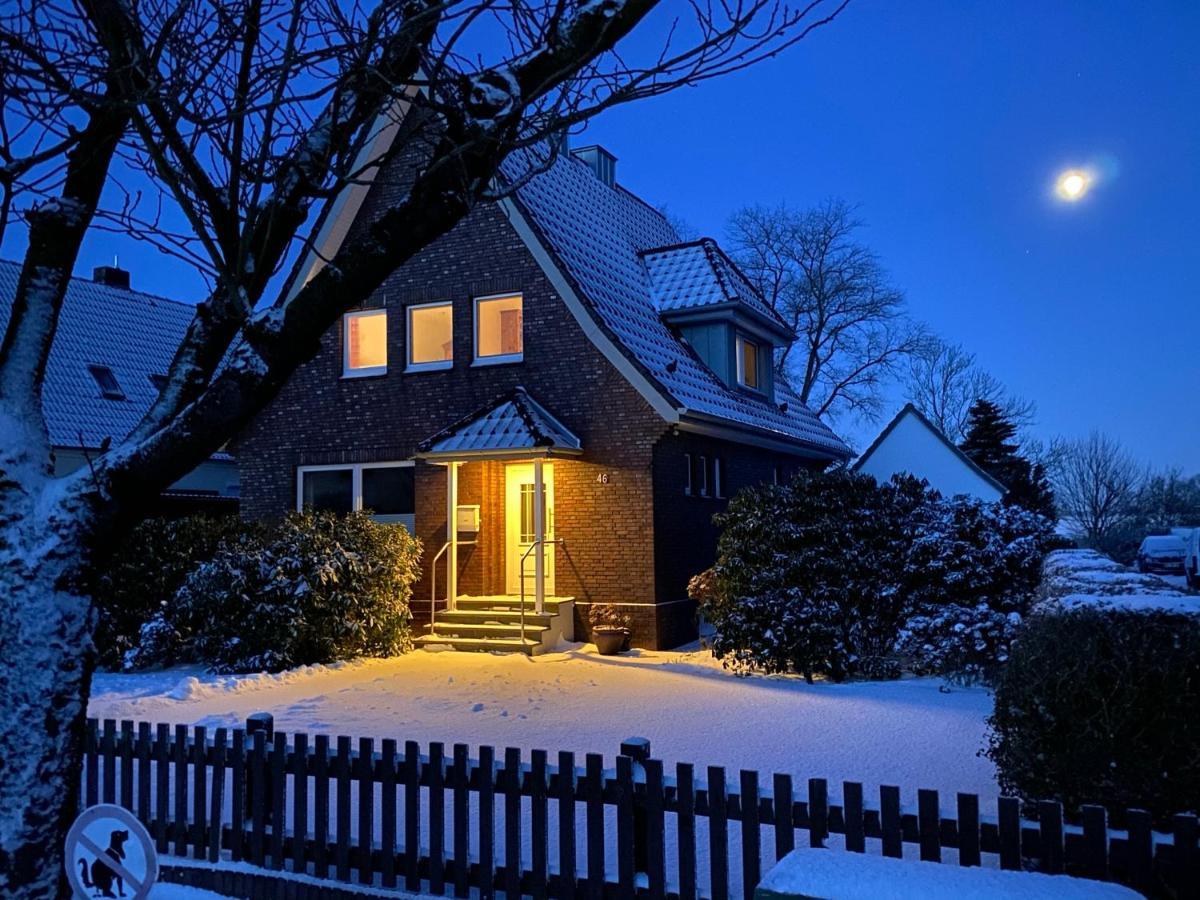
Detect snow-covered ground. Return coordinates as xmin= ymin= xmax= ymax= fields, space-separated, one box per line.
xmin=90 ymin=645 xmax=998 ymax=810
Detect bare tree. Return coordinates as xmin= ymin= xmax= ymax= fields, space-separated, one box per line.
xmin=904 ymin=338 xmax=1036 ymax=442
xmin=1052 ymin=431 xmax=1145 ymax=550
xmin=727 ymin=199 xmax=926 ymax=422
xmin=0 ymin=0 xmax=850 ymax=894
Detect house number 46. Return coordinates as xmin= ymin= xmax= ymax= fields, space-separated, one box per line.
xmin=595 ymin=473 xmax=610 ymax=484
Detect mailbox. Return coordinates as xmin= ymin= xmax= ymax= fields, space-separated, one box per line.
xmin=456 ymin=504 xmax=481 ymax=534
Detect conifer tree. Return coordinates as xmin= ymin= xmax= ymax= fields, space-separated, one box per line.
xmin=960 ymin=399 xmax=1056 ymax=519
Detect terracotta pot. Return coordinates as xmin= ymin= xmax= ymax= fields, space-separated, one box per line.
xmin=593 ymin=628 xmax=629 ymax=655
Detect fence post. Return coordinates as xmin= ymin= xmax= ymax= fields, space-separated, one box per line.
xmin=620 ymin=736 xmax=651 ymax=877
xmin=245 ymin=713 xmax=274 ymax=824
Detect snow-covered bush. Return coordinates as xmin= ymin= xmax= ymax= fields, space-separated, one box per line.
xmin=986 ymin=607 xmax=1200 ymax=827
xmin=694 ymin=471 xmax=1054 ymax=683
xmin=896 ymin=498 xmax=1053 ymax=683
xmin=129 ymin=510 xmax=421 ymax=672
xmin=92 ymin=514 xmax=250 ymax=668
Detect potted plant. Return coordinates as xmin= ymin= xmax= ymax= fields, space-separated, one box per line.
xmin=589 ymin=604 xmax=631 ymax=655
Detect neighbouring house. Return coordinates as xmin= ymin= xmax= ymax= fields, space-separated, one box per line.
xmin=853 ymin=403 xmax=1006 ymax=502
xmin=0 ymin=259 xmax=240 ymax=515
xmin=236 ymin=141 xmax=850 ymax=651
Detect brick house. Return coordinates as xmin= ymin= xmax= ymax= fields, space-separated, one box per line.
xmin=236 ymin=142 xmax=849 ymax=651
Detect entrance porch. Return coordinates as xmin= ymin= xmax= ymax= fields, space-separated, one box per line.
xmin=412 ymin=388 xmax=583 ymax=654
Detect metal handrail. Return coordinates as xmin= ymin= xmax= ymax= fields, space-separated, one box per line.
xmin=518 ymin=538 xmax=565 ymax=650
xmin=429 ymin=539 xmax=476 ymax=637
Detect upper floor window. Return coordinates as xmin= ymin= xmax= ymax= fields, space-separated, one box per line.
xmin=87 ymin=364 xmax=125 ymax=400
xmin=736 ymin=335 xmax=761 ymax=391
xmin=344 ymin=309 xmax=387 ymax=377
xmin=474 ymin=294 xmax=523 ymax=364
xmin=407 ymin=301 xmax=453 ymax=371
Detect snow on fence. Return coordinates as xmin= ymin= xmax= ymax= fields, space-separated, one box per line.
xmin=82 ymin=716 xmax=1198 ymax=899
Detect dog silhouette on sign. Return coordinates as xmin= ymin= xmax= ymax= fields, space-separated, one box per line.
xmin=77 ymin=828 xmax=129 ymax=897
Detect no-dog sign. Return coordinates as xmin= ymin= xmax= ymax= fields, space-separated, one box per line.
xmin=65 ymin=804 xmax=158 ymax=899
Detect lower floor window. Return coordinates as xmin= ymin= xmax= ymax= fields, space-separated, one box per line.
xmin=298 ymin=462 xmax=415 ymax=531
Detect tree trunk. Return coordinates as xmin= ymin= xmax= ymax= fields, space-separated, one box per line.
xmin=0 ymin=528 xmax=95 ymax=899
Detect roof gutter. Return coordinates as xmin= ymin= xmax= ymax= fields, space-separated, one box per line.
xmin=675 ymin=410 xmax=850 ymax=462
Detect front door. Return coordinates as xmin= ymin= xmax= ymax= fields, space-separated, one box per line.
xmin=505 ymin=462 xmax=555 ymax=596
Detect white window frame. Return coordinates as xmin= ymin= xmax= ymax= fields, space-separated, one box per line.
xmin=472 ymin=292 xmax=524 ymax=366
xmin=684 ymin=453 xmax=693 ymax=496
xmin=714 ymin=457 xmax=724 ymax=499
xmin=342 ymin=309 xmax=388 ymax=378
xmin=698 ymin=455 xmax=709 ymax=498
xmin=406 ymin=300 xmax=454 ymax=373
xmin=296 ymin=461 xmax=415 ymax=531
xmin=735 ymin=334 xmax=762 ymax=392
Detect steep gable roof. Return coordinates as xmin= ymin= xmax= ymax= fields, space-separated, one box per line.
xmin=0 ymin=259 xmax=200 ymax=450
xmin=853 ymin=403 xmax=1009 ymax=496
xmin=503 ymin=153 xmax=849 ymax=458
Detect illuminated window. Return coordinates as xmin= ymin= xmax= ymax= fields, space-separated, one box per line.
xmin=297 ymin=462 xmax=415 ymax=531
xmin=736 ymin=335 xmax=760 ymax=390
xmin=474 ymin=294 xmax=523 ymax=363
xmin=343 ymin=309 xmax=387 ymax=376
xmin=407 ymin=302 xmax=453 ymax=370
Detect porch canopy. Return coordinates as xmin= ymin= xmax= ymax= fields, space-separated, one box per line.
xmin=415 ymin=388 xmax=581 ymax=611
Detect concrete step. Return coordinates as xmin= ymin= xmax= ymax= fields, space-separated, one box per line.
xmin=454 ymin=596 xmax=574 ymax=612
xmin=423 ymin=621 xmax=549 ymax=640
xmin=415 ymin=635 xmax=540 ymax=654
xmin=436 ymin=609 xmax=556 ymax=627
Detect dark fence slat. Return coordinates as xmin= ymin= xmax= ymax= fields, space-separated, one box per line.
xmin=1037 ymin=800 xmax=1063 ymax=874
xmin=85 ymin=719 xmax=99 ymax=809
xmin=228 ymin=728 xmax=244 ymax=861
xmin=335 ymin=735 xmax=352 ymax=882
xmin=429 ymin=741 xmax=446 ymax=896
xmin=556 ymin=751 xmax=577 ymax=900
xmin=740 ymin=770 xmax=760 ymax=900
xmin=530 ymin=749 xmax=549 ymax=900
xmin=616 ymin=755 xmax=635 ymax=898
xmin=646 ymin=759 xmax=666 ymax=900
xmin=479 ymin=745 xmax=496 ymax=900
xmin=709 ymin=766 xmax=729 ymax=900
xmin=193 ymin=725 xmax=208 ymax=861
xmin=1080 ymin=805 xmax=1108 ymax=881
xmin=136 ymin=721 xmax=151 ymax=828
xmin=208 ymin=729 xmax=227 ymax=865
xmin=1171 ymin=812 xmax=1198 ymax=896
xmin=998 ymin=797 xmax=1021 ymax=870
xmin=293 ymin=733 xmax=309 ymax=876
xmin=359 ymin=737 xmax=376 ymax=887
xmin=405 ymin=740 xmax=421 ymax=893
xmin=677 ymin=763 xmax=697 ymax=900
xmin=956 ymin=793 xmax=980 ymax=867
xmin=382 ymin=739 xmax=398 ymax=890
xmin=1126 ymin=808 xmax=1153 ymax=894
xmin=250 ymin=729 xmax=267 ymax=866
xmin=843 ymin=782 xmax=864 ymax=854
xmin=880 ymin=786 xmax=902 ymax=858
xmin=175 ymin=723 xmax=190 ymax=858
xmin=102 ymin=719 xmax=117 ymax=805
xmin=452 ymin=744 xmax=470 ymax=899
xmin=585 ymin=753 xmax=604 ymax=900
xmin=808 ymin=778 xmax=828 ymax=849
xmin=772 ymin=774 xmax=794 ymax=862
xmin=120 ymin=720 xmax=135 ymax=812
xmin=918 ymin=789 xmax=940 ymax=863
xmin=313 ymin=734 xmax=330 ymax=880
xmin=505 ymin=747 xmax=523 ymax=900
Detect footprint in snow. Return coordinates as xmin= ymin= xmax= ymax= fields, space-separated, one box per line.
xmin=471 ymin=703 xmax=485 ymax=712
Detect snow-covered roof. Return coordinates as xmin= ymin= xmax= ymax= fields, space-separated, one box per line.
xmin=0 ymin=259 xmax=203 ymax=450
xmin=640 ymin=239 xmax=791 ymax=337
xmin=416 ymin=387 xmax=582 ymax=459
xmin=504 ymin=153 xmax=849 ymax=459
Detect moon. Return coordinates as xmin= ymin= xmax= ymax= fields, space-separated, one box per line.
xmin=1055 ymin=168 xmax=1092 ymax=201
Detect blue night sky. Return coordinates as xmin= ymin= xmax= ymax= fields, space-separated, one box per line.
xmin=22 ymin=0 xmax=1200 ymax=470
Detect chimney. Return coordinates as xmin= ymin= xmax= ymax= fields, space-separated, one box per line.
xmin=93 ymin=265 xmax=130 ymax=290
xmin=570 ymin=145 xmax=617 ymax=188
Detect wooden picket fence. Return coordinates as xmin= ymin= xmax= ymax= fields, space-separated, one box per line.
xmin=82 ymin=716 xmax=1199 ymax=899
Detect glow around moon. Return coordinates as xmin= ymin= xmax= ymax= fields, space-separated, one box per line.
xmin=1055 ymin=168 xmax=1092 ymax=201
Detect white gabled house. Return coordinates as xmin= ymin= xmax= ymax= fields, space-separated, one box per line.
xmin=853 ymin=403 xmax=1007 ymax=502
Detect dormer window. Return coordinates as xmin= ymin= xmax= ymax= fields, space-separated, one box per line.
xmin=344 ymin=309 xmax=388 ymax=377
xmin=736 ymin=335 xmax=761 ymax=391
xmin=87 ymin=364 xmax=125 ymax=400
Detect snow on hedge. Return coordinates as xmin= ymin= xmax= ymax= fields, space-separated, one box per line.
xmin=1036 ymin=549 xmax=1199 ymax=615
